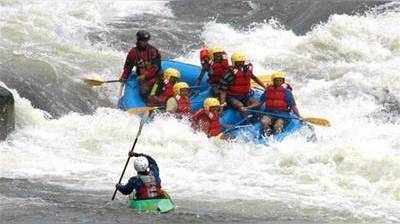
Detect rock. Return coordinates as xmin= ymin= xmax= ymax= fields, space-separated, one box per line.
xmin=0 ymin=86 xmax=15 ymax=140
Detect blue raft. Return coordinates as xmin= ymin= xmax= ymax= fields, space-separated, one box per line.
xmin=119 ymin=59 xmax=312 ymax=143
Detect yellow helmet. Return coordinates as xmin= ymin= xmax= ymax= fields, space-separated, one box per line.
xmin=231 ymin=51 xmax=246 ymax=64
xmin=271 ymin=71 xmax=286 ymax=80
xmin=210 ymin=46 xmax=224 ymax=55
xmin=203 ymin=97 xmax=220 ymax=110
xmin=173 ymin=82 xmax=189 ymax=95
xmin=164 ymin=68 xmax=181 ymax=80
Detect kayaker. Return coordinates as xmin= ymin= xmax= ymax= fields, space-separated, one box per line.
xmin=219 ymin=52 xmax=266 ymax=113
xmin=166 ymin=82 xmax=192 ymax=117
xmin=195 ymin=46 xmax=230 ymax=98
xmin=119 ymin=30 xmax=162 ymax=102
xmin=115 ymin=152 xmax=166 ymax=199
xmin=191 ymin=97 xmax=222 ymax=137
xmin=258 ymin=71 xmax=300 ymax=133
xmin=147 ymin=68 xmax=181 ymax=107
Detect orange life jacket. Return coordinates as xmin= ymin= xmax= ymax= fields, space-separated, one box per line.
xmin=228 ymin=65 xmax=253 ymax=96
xmin=265 ymin=86 xmax=289 ymax=111
xmin=191 ymin=109 xmax=221 ymax=137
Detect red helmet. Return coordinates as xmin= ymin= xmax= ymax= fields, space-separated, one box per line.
xmin=200 ymin=47 xmax=211 ymax=62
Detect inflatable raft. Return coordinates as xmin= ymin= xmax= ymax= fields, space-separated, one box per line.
xmin=119 ymin=59 xmax=313 ymax=143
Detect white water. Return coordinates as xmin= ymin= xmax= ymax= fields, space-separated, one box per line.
xmin=1 ymin=0 xmax=400 ymax=222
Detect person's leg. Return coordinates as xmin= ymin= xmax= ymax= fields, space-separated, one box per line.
xmin=244 ymin=97 xmax=259 ymax=109
xmin=274 ymin=118 xmax=285 ymax=133
xmin=227 ymin=95 xmax=244 ymax=111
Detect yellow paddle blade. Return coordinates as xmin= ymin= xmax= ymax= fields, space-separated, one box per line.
xmin=127 ymin=107 xmax=159 ymax=115
xmin=214 ymin=133 xmax=224 ymax=140
xmin=303 ymin=117 xmax=331 ymax=127
xmin=82 ymin=78 xmax=105 ymax=87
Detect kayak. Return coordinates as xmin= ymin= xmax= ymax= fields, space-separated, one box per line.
xmin=128 ymin=196 xmax=175 ymax=213
xmin=118 ymin=59 xmax=314 ymax=143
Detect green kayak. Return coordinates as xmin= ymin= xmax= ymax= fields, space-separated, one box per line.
xmin=128 ymin=195 xmax=175 ymax=213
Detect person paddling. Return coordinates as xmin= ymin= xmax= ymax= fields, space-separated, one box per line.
xmin=195 ymin=46 xmax=230 ymax=98
xmin=115 ymin=152 xmax=166 ymax=199
xmin=147 ymin=68 xmax=181 ymax=107
xmin=191 ymin=97 xmax=222 ymax=137
xmin=219 ymin=52 xmax=266 ymax=113
xmin=258 ymin=71 xmax=300 ymax=133
xmin=166 ymin=82 xmax=192 ymax=118
xmin=119 ymin=30 xmax=162 ymax=102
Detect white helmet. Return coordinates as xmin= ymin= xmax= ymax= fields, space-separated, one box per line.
xmin=134 ymin=156 xmax=149 ymax=172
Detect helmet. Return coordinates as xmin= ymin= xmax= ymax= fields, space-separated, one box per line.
xmin=200 ymin=48 xmax=211 ymax=62
xmin=164 ymin=68 xmax=181 ymax=80
xmin=231 ymin=52 xmax=246 ymax=64
xmin=271 ymin=71 xmax=286 ymax=80
xmin=203 ymin=97 xmax=220 ymax=111
xmin=173 ymin=82 xmax=189 ymax=95
xmin=134 ymin=156 xmax=149 ymax=172
xmin=136 ymin=30 xmax=150 ymax=41
xmin=210 ymin=46 xmax=224 ymax=55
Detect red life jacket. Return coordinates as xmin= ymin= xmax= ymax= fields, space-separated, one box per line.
xmin=136 ymin=175 xmax=164 ymax=199
xmin=122 ymin=45 xmax=160 ymax=85
xmin=208 ymin=59 xmax=230 ymax=84
xmin=265 ymin=86 xmax=289 ymax=111
xmin=228 ymin=65 xmax=252 ymax=96
xmin=175 ymin=95 xmax=192 ymax=115
xmin=191 ymin=109 xmax=221 ymax=137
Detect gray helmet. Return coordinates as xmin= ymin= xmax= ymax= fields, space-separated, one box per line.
xmin=136 ymin=30 xmax=150 ymax=41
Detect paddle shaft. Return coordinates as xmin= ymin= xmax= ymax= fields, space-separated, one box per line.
xmin=111 ymin=113 xmax=147 ymax=201
xmin=221 ymin=115 xmax=253 ymax=135
xmin=104 ymin=80 xmax=121 ymax=83
xmin=247 ymin=109 xmax=300 ymax=121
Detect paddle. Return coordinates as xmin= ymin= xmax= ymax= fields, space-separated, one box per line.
xmin=127 ymin=107 xmax=161 ymax=115
xmin=215 ymin=114 xmax=253 ymax=139
xmin=247 ymin=109 xmax=331 ymax=127
xmin=111 ymin=111 xmax=149 ymax=201
xmin=82 ymin=78 xmax=121 ymax=87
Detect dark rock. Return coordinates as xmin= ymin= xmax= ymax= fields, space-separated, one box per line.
xmin=0 ymin=56 xmax=113 ymax=118
xmin=0 ymin=86 xmax=14 ymax=140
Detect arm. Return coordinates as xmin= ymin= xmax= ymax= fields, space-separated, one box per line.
xmin=286 ymin=90 xmax=300 ymax=117
xmin=195 ymin=62 xmax=209 ymax=86
xmin=166 ymin=98 xmax=178 ymax=113
xmin=117 ymin=176 xmax=142 ymax=195
xmin=121 ymin=50 xmax=136 ymax=81
xmin=219 ymin=69 xmax=235 ymax=90
xmin=251 ymin=74 xmax=266 ymax=90
xmin=151 ymin=49 xmax=162 ymax=78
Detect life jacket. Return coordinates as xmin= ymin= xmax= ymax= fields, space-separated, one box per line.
xmin=208 ymin=59 xmax=230 ymax=84
xmin=191 ymin=109 xmax=221 ymax=137
xmin=133 ymin=45 xmax=160 ymax=85
xmin=136 ymin=175 xmax=163 ymax=199
xmin=228 ymin=64 xmax=253 ymax=96
xmin=175 ymin=95 xmax=192 ymax=115
xmin=265 ymin=86 xmax=289 ymax=111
